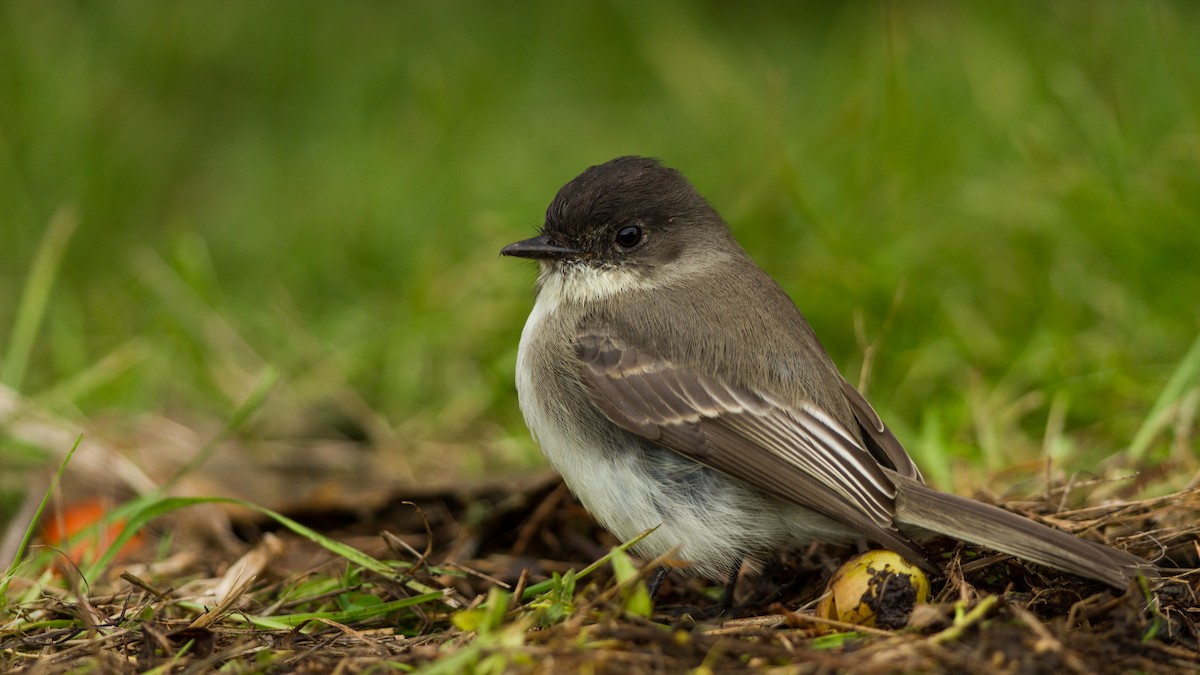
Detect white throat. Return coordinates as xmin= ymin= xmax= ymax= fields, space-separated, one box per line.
xmin=536 ymin=263 xmax=647 ymax=305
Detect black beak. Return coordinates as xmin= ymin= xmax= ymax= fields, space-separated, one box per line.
xmin=500 ymin=234 xmax=581 ymax=260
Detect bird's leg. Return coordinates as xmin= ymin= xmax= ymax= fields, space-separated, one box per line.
xmin=720 ymin=560 xmax=742 ymax=610
xmin=646 ymin=566 xmax=671 ymax=597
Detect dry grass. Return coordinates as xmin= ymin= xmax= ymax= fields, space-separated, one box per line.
xmin=2 ymin=471 xmax=1197 ymax=674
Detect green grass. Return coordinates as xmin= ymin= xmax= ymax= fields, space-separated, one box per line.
xmin=1 ymin=2 xmax=1198 ymax=495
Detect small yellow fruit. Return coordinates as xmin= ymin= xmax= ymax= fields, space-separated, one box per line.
xmin=815 ymin=550 xmax=930 ymax=630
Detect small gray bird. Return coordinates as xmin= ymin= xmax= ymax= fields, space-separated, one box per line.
xmin=502 ymin=155 xmax=1155 ymax=591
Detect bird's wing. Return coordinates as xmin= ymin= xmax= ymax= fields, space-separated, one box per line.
xmin=572 ymin=332 xmax=933 ymax=568
xmin=838 ymin=378 xmax=923 ymax=481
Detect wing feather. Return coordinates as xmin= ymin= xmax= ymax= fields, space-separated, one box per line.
xmin=573 ymin=332 xmax=932 ymax=566
xmin=839 ymin=378 xmax=922 ymax=480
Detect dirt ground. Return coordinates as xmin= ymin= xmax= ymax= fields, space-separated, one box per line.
xmin=4 ymin=472 xmax=1199 ymax=673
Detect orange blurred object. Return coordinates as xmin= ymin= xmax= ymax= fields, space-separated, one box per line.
xmin=41 ymin=499 xmax=145 ymax=566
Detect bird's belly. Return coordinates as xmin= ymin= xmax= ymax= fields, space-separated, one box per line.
xmin=526 ymin=411 xmax=774 ymax=578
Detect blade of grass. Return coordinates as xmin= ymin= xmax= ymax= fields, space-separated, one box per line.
xmin=199 ymin=590 xmax=449 ymax=630
xmin=609 ymin=547 xmax=652 ymax=618
xmin=2 ymin=206 xmax=78 ymax=390
xmin=162 ymin=365 xmax=279 ymax=490
xmin=518 ymin=525 xmax=657 ymax=601
xmin=1129 ymin=331 xmax=1200 ymax=462
xmin=1 ymin=434 xmax=82 ymax=601
xmin=913 ymin=410 xmax=952 ymax=489
xmin=80 ymin=494 xmax=446 ymax=601
xmin=34 ymin=339 xmax=150 ymax=407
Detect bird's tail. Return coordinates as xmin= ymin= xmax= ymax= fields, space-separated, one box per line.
xmin=892 ymin=475 xmax=1157 ymax=589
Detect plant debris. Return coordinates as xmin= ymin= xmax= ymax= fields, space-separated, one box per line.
xmin=2 ymin=472 xmax=1198 ymax=673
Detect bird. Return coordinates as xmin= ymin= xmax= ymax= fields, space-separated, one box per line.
xmin=501 ymin=155 xmax=1157 ymax=594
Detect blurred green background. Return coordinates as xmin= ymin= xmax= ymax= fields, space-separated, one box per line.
xmin=1 ymin=2 xmax=1198 ymax=499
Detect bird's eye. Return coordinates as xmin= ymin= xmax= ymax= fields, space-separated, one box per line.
xmin=614 ymin=225 xmax=644 ymax=249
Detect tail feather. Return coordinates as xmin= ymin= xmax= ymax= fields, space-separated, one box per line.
xmin=893 ymin=475 xmax=1156 ymax=589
